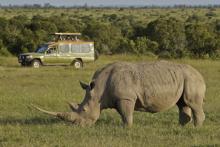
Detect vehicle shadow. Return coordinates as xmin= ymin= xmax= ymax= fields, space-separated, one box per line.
xmin=0 ymin=117 xmax=62 ymax=125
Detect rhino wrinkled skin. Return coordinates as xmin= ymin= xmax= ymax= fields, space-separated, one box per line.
xmin=33 ymin=61 xmax=206 ymax=127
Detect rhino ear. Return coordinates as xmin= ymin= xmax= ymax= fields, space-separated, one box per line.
xmin=89 ymin=81 xmax=95 ymax=90
xmin=80 ymin=81 xmax=88 ymax=90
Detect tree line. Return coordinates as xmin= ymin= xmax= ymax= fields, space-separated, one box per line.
xmin=1 ymin=4 xmax=220 ymax=9
xmin=0 ymin=13 xmax=220 ymax=58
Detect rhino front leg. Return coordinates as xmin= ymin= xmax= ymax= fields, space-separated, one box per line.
xmin=117 ymin=99 xmax=135 ymax=127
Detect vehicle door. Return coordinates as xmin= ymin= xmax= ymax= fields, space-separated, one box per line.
xmin=44 ymin=47 xmax=58 ymax=64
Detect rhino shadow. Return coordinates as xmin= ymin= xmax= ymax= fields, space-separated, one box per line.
xmin=0 ymin=117 xmax=61 ymax=125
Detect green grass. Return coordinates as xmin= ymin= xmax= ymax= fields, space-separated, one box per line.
xmin=0 ymin=55 xmax=220 ymax=146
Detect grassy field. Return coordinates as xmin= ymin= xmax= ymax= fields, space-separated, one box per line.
xmin=0 ymin=55 xmax=220 ymax=147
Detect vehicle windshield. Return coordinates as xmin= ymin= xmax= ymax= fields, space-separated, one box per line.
xmin=35 ymin=45 xmax=48 ymax=53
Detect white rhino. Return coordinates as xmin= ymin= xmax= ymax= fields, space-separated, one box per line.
xmin=33 ymin=61 xmax=206 ymax=127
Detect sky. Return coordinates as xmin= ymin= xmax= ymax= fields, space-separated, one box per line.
xmin=1 ymin=0 xmax=220 ymax=7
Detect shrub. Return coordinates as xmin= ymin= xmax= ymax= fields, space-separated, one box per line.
xmin=146 ymin=17 xmax=186 ymax=58
xmin=158 ymin=51 xmax=172 ymax=59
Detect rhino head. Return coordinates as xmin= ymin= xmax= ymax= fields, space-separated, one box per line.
xmin=32 ymin=81 xmax=101 ymax=126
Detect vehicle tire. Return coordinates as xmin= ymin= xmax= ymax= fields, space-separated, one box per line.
xmin=21 ymin=62 xmax=26 ymax=67
xmin=73 ymin=59 xmax=83 ymax=69
xmin=31 ymin=59 xmax=41 ymax=68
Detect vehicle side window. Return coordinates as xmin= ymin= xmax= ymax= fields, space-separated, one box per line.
xmin=59 ymin=44 xmax=69 ymax=53
xmin=81 ymin=44 xmax=90 ymax=53
xmin=71 ymin=44 xmax=90 ymax=53
xmin=71 ymin=44 xmax=81 ymax=53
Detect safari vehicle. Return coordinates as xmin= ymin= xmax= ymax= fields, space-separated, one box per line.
xmin=18 ymin=33 xmax=98 ymax=68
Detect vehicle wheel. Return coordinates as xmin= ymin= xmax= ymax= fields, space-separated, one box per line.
xmin=73 ymin=60 xmax=83 ymax=69
xmin=31 ymin=59 xmax=41 ymax=68
xmin=21 ymin=62 xmax=26 ymax=67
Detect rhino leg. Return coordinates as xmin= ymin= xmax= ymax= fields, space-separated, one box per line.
xmin=117 ymin=100 xmax=135 ymax=127
xmin=190 ymin=104 xmax=205 ymax=127
xmin=177 ymin=96 xmax=192 ymax=126
xmin=178 ymin=105 xmax=192 ymax=126
xmin=183 ymin=93 xmax=205 ymax=127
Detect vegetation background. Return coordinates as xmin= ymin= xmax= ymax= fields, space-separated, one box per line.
xmin=0 ymin=7 xmax=220 ymax=58
xmin=0 ymin=6 xmax=220 ymax=146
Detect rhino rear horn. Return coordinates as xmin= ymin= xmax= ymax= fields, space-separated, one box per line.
xmin=66 ymin=101 xmax=79 ymax=111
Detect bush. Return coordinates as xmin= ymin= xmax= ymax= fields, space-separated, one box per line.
xmin=0 ymin=47 xmax=12 ymax=57
xmin=133 ymin=37 xmax=158 ymax=55
xmin=0 ymin=40 xmax=11 ymax=57
xmin=146 ymin=17 xmax=186 ymax=58
xmin=206 ymin=11 xmax=217 ymax=17
xmin=0 ymin=11 xmax=219 ymax=59
xmin=185 ymin=23 xmax=219 ymax=57
xmin=83 ymin=21 xmax=122 ymax=54
xmin=158 ymin=51 xmax=172 ymax=59
xmin=143 ymin=52 xmax=158 ymax=58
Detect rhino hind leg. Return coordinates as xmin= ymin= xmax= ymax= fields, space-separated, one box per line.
xmin=189 ymin=103 xmax=205 ymax=127
xmin=116 ymin=99 xmax=135 ymax=127
xmin=183 ymin=90 xmax=205 ymax=127
xmin=177 ymin=97 xmax=192 ymax=126
xmin=178 ymin=106 xmax=192 ymax=126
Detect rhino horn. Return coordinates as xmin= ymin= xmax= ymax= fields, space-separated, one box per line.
xmin=31 ymin=104 xmax=58 ymax=116
xmin=66 ymin=101 xmax=79 ymax=111
xmin=31 ymin=104 xmax=81 ymax=123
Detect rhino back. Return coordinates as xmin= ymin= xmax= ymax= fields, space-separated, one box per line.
xmin=92 ymin=61 xmax=205 ymax=112
xmin=104 ymin=61 xmax=185 ymax=111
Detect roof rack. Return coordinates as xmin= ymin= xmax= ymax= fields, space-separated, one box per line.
xmin=51 ymin=33 xmax=82 ymax=36
xmin=50 ymin=33 xmax=82 ymax=41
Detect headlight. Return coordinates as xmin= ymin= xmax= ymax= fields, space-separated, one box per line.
xmin=26 ymin=55 xmax=33 ymax=59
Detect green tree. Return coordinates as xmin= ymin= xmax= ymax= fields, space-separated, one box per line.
xmin=0 ymin=39 xmax=11 ymax=56
xmin=83 ymin=21 xmax=122 ymax=54
xmin=114 ymin=18 xmax=134 ymax=38
xmin=186 ymin=23 xmax=219 ymax=57
xmin=146 ymin=17 xmax=186 ymax=58
xmin=215 ymin=20 xmax=220 ymax=57
xmin=186 ymin=14 xmax=206 ymax=23
xmin=133 ymin=37 xmax=158 ymax=55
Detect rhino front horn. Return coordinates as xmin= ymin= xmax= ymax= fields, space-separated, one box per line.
xmin=30 ymin=104 xmax=58 ymax=116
